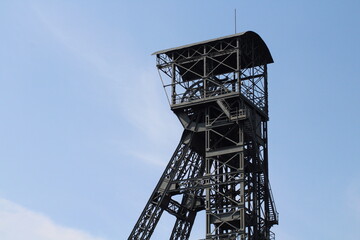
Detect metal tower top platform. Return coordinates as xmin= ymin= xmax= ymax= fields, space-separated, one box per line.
xmin=154 ymin=31 xmax=273 ymax=117
xmin=153 ymin=31 xmax=273 ymax=79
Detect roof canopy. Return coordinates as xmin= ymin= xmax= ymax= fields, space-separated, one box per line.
xmin=153 ymin=31 xmax=273 ymax=81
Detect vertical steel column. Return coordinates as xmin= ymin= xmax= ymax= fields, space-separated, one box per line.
xmin=171 ymin=53 xmax=176 ymax=105
xmin=204 ymin=101 xmax=246 ymax=239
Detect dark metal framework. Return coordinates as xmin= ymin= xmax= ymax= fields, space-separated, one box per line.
xmin=129 ymin=31 xmax=278 ymax=240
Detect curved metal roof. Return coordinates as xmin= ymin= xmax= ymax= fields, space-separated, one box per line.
xmin=152 ymin=31 xmax=273 ymax=65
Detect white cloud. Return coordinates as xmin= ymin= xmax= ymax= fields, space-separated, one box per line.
xmin=115 ymin=69 xmax=182 ymax=167
xmin=120 ymin=69 xmax=180 ymax=142
xmin=128 ymin=150 xmax=167 ymax=167
xmin=0 ymin=198 xmax=106 ymax=240
xmin=31 ymin=4 xmax=118 ymax=82
xmin=31 ymin=4 xmax=182 ymax=167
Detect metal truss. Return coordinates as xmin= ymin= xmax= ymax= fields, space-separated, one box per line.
xmin=128 ymin=129 xmax=205 ymax=240
xmin=129 ymin=31 xmax=278 ymax=240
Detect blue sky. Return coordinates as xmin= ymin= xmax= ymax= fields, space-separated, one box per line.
xmin=0 ymin=0 xmax=360 ymax=239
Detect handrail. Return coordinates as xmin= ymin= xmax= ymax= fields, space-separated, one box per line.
xmin=268 ymin=180 xmax=279 ymax=223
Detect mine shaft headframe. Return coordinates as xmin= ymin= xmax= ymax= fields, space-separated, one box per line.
xmin=153 ymin=31 xmax=273 ymax=115
xmin=128 ymin=31 xmax=277 ymax=240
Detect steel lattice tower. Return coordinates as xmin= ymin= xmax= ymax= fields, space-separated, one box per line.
xmin=129 ymin=31 xmax=278 ymax=240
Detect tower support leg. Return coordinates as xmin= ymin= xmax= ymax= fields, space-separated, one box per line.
xmin=128 ymin=131 xmax=194 ymax=240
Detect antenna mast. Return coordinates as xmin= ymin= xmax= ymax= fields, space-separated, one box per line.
xmin=235 ymin=8 xmax=237 ymax=33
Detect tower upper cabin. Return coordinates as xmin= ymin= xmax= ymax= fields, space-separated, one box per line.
xmin=153 ymin=31 xmax=273 ymax=117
